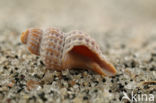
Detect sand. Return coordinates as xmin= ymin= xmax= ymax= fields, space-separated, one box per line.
xmin=0 ymin=0 xmax=155 ymax=103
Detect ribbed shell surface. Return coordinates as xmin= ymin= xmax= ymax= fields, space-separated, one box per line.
xmin=63 ymin=30 xmax=103 ymax=61
xmin=40 ymin=28 xmax=65 ymax=70
xmin=27 ymin=28 xmax=43 ymax=55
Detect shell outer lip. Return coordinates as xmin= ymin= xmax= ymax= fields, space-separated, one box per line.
xmin=62 ymin=44 xmax=117 ymax=76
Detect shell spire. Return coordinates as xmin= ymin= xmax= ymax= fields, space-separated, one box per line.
xmin=21 ymin=27 xmax=117 ymax=76
xmin=21 ymin=28 xmax=43 ymax=55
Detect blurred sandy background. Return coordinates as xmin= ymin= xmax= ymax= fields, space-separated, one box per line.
xmin=0 ymin=0 xmax=155 ymax=52
xmin=0 ymin=0 xmax=156 ymax=32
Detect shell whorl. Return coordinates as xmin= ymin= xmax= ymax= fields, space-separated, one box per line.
xmin=40 ymin=28 xmax=65 ymax=70
xmin=21 ymin=28 xmax=43 ymax=55
xmin=63 ymin=30 xmax=101 ymax=58
xmin=63 ymin=30 xmax=116 ymax=76
xmin=21 ymin=27 xmax=117 ymax=76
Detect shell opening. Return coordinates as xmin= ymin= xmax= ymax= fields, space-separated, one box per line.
xmin=70 ymin=45 xmax=117 ymax=76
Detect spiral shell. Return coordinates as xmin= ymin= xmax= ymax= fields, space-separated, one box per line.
xmin=21 ymin=27 xmax=117 ymax=76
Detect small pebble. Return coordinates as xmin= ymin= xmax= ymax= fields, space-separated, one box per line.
xmin=83 ymin=96 xmax=88 ymax=100
xmin=38 ymin=92 xmax=47 ymax=102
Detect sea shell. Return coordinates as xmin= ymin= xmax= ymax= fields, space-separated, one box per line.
xmin=21 ymin=27 xmax=117 ymax=76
